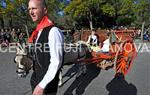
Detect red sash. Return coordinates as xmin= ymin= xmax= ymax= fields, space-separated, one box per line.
xmin=28 ymin=16 xmax=54 ymax=43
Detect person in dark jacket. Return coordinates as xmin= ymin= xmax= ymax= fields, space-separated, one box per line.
xmin=28 ymin=0 xmax=64 ymax=95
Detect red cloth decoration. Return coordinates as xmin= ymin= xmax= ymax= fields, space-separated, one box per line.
xmin=28 ymin=16 xmax=54 ymax=43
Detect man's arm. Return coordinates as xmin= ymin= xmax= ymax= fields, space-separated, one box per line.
xmin=38 ymin=27 xmax=64 ymax=89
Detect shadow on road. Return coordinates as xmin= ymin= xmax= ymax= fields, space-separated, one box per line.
xmin=63 ymin=63 xmax=101 ymax=95
xmin=61 ymin=64 xmax=79 ymax=86
xmin=106 ymin=74 xmax=137 ymax=95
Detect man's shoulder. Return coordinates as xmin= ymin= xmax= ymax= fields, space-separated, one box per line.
xmin=50 ymin=26 xmax=63 ymax=33
xmin=44 ymin=26 xmax=61 ymax=32
xmin=49 ymin=26 xmax=64 ymax=36
xmin=51 ymin=26 xmax=59 ymax=31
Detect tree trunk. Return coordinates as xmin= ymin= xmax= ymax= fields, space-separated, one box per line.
xmin=9 ymin=17 xmax=12 ymax=27
xmin=23 ymin=24 xmax=29 ymax=39
xmin=141 ymin=21 xmax=145 ymax=41
xmin=0 ymin=17 xmax=4 ymax=28
xmin=88 ymin=11 xmax=93 ymax=30
xmin=89 ymin=20 xmax=93 ymax=30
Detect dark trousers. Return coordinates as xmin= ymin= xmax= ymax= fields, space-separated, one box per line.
xmin=43 ymin=92 xmax=57 ymax=95
xmin=30 ymin=71 xmax=59 ymax=94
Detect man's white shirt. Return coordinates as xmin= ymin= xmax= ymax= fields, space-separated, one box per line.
xmin=87 ymin=35 xmax=98 ymax=44
xmin=35 ymin=27 xmax=64 ymax=89
xmin=100 ymin=38 xmax=110 ymax=52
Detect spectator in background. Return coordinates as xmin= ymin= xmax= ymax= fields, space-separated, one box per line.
xmin=10 ymin=28 xmax=17 ymax=42
xmin=0 ymin=29 xmax=5 ymax=43
xmin=137 ymin=29 xmax=141 ymax=38
xmin=86 ymin=29 xmax=98 ymax=46
xmin=143 ymin=31 xmax=150 ymax=41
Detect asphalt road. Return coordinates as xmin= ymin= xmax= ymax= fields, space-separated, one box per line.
xmin=0 ymin=41 xmax=149 ymax=95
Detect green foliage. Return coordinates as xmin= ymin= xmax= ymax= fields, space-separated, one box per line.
xmin=132 ymin=0 xmax=150 ymax=27
xmin=119 ymin=0 xmax=134 ymax=15
xmin=101 ymin=3 xmax=115 ymax=16
xmin=63 ymin=0 xmax=150 ymax=29
xmin=0 ymin=0 xmax=150 ymax=29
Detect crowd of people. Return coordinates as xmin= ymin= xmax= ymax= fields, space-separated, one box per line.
xmin=0 ymin=27 xmax=26 ymax=46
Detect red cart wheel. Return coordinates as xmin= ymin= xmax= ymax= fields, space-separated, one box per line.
xmin=114 ymin=39 xmax=137 ymax=77
xmin=129 ymin=31 xmax=136 ymax=39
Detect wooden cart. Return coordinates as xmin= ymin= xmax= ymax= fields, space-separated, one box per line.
xmin=75 ymin=29 xmax=137 ymax=77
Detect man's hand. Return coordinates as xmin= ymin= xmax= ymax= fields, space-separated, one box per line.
xmin=32 ymin=85 xmax=44 ymax=95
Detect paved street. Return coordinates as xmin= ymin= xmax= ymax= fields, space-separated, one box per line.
xmin=0 ymin=41 xmax=150 ymax=95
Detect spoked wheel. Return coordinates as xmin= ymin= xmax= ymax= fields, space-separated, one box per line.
xmin=129 ymin=31 xmax=136 ymax=39
xmin=115 ymin=39 xmax=137 ymax=77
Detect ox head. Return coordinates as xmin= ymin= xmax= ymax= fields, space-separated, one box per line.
xmin=14 ymin=43 xmax=33 ymax=77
